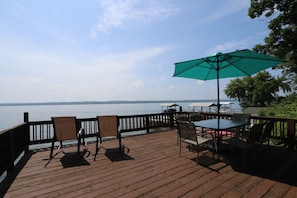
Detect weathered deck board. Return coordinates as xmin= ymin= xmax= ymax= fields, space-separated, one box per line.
xmin=1 ymin=130 xmax=297 ymax=198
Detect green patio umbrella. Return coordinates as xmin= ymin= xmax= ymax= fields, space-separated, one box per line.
xmin=173 ymin=49 xmax=284 ymax=116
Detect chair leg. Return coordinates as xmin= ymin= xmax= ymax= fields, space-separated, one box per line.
xmin=119 ymin=134 xmax=122 ymax=153
xmin=94 ymin=135 xmax=100 ymax=161
xmin=118 ymin=133 xmax=129 ymax=153
xmin=78 ymin=129 xmax=90 ymax=157
xmin=77 ymin=137 xmax=81 ymax=155
xmin=45 ymin=139 xmax=60 ymax=167
xmin=196 ymin=147 xmax=199 ymax=165
xmin=49 ymin=140 xmax=55 ymax=159
xmin=58 ymin=141 xmax=67 ymax=154
xmin=44 ymin=140 xmax=55 ymax=167
xmin=179 ymin=140 xmax=182 ymax=157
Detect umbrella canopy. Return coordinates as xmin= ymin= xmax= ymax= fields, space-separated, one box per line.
xmin=173 ymin=49 xmax=284 ymax=115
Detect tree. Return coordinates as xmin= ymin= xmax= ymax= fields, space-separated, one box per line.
xmin=248 ymin=0 xmax=297 ymax=89
xmin=259 ymin=93 xmax=297 ymax=118
xmin=224 ymin=71 xmax=291 ymax=109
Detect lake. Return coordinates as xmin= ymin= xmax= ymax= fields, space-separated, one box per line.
xmin=0 ymin=100 xmax=241 ymax=130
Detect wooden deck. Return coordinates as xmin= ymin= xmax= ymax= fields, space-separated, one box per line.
xmin=1 ymin=130 xmax=297 ymax=197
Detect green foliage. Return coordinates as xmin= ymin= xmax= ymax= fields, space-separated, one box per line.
xmin=224 ymin=71 xmax=290 ymax=109
xmin=259 ymin=94 xmax=297 ymax=118
xmin=248 ymin=0 xmax=297 ymax=89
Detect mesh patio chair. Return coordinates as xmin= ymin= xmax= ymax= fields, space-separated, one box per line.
xmin=231 ymin=113 xmax=251 ymax=137
xmin=177 ymin=120 xmax=215 ymax=165
xmin=189 ymin=113 xmax=202 ymax=122
xmin=45 ymin=116 xmax=89 ymax=167
xmin=259 ymin=120 xmax=275 ymax=148
xmin=226 ymin=122 xmax=265 ymax=148
xmin=225 ymin=122 xmax=266 ymax=168
xmin=176 ymin=114 xmax=189 ymax=121
xmin=175 ymin=114 xmax=189 ymax=145
xmin=94 ymin=115 xmax=129 ymax=161
xmin=189 ymin=113 xmax=206 ymax=136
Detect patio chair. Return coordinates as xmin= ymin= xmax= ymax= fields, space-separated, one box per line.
xmin=177 ymin=120 xmax=214 ymax=165
xmin=189 ymin=113 xmax=202 ymax=122
xmin=175 ymin=114 xmax=189 ymax=145
xmin=231 ymin=113 xmax=251 ymax=136
xmin=45 ymin=116 xmax=89 ymax=167
xmin=225 ymin=122 xmax=266 ymax=168
xmin=259 ymin=120 xmax=275 ymax=147
xmin=94 ymin=115 xmax=129 ymax=161
xmin=226 ymin=122 xmax=265 ymax=148
xmin=189 ymin=113 xmax=204 ymax=133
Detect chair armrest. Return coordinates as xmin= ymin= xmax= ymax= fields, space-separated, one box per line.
xmin=77 ymin=128 xmax=85 ymax=138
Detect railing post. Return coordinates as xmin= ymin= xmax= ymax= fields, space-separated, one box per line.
xmin=287 ymin=119 xmax=295 ymax=149
xmin=169 ymin=113 xmax=175 ymax=129
xmin=24 ymin=112 xmax=29 ymax=122
xmin=23 ymin=112 xmax=30 ymax=152
xmin=25 ymin=123 xmax=30 ymax=152
xmin=145 ymin=115 xmax=150 ymax=133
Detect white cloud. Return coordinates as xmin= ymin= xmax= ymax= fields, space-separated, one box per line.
xmin=91 ymin=0 xmax=179 ymax=37
xmin=0 ymin=45 xmax=171 ymax=102
xmin=206 ymin=30 xmax=269 ymax=54
xmin=207 ymin=40 xmax=248 ymax=54
xmin=85 ymin=46 xmax=171 ymax=74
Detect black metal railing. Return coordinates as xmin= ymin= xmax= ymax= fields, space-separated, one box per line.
xmin=25 ymin=112 xmax=297 ymax=146
xmin=28 ymin=113 xmax=175 ymax=144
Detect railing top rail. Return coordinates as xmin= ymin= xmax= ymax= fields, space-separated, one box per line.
xmin=0 ymin=122 xmax=27 ymax=135
xmin=19 ymin=112 xmax=297 ymax=127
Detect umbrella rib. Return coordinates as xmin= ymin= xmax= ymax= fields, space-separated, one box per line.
xmin=202 ymin=56 xmax=221 ymax=80
xmin=174 ymin=58 xmax=218 ymax=81
xmin=174 ymin=49 xmax=283 ymax=81
xmin=221 ymin=57 xmax=251 ymax=76
xmin=173 ymin=59 xmax=205 ymax=75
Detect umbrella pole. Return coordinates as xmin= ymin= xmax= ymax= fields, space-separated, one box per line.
xmin=216 ymin=67 xmax=221 ymax=156
xmin=216 ymin=68 xmax=220 ymax=120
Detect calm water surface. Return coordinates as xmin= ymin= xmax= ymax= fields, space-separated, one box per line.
xmin=0 ymin=101 xmax=240 ymax=130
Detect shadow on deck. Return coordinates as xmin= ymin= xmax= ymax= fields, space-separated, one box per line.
xmin=1 ymin=130 xmax=297 ymax=197
xmin=222 ymin=144 xmax=297 ymax=186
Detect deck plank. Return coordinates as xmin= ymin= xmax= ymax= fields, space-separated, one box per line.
xmin=1 ymin=130 xmax=297 ymax=198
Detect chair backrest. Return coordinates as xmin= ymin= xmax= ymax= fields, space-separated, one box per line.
xmin=177 ymin=121 xmax=196 ymax=141
xmin=176 ymin=115 xmax=189 ymax=122
xmin=189 ymin=113 xmax=201 ymax=122
xmin=52 ymin=116 xmax=78 ymax=141
xmin=262 ymin=121 xmax=274 ymax=140
xmin=247 ymin=122 xmax=265 ymax=144
xmin=232 ymin=113 xmax=250 ymax=124
xmin=97 ymin=115 xmax=119 ymax=138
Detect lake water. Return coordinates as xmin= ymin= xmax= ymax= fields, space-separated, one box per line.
xmin=0 ymin=100 xmax=241 ymax=131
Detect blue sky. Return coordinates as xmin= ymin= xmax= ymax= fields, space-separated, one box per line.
xmin=0 ymin=0 xmax=273 ymax=103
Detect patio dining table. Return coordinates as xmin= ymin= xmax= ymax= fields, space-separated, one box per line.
xmin=194 ymin=118 xmax=249 ymax=152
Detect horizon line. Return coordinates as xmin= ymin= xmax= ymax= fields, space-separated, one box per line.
xmin=0 ymin=99 xmax=235 ymax=106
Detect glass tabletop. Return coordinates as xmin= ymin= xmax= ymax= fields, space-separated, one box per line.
xmin=193 ymin=119 xmax=248 ymax=130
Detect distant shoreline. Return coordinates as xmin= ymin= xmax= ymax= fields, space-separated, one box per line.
xmin=0 ymin=99 xmax=236 ymax=107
